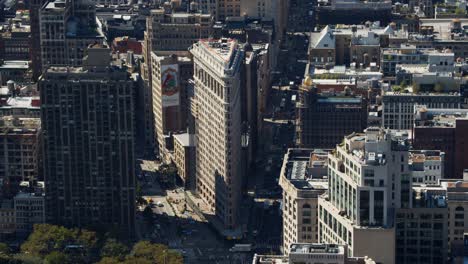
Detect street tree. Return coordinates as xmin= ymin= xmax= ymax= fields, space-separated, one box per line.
xmin=21 ymin=224 xmax=75 ymax=257
xmin=100 ymin=239 xmax=129 ymax=260
xmin=0 ymin=243 xmax=10 ymax=254
xmin=20 ymin=224 xmax=97 ymax=262
xmin=130 ymin=241 xmax=183 ymax=264
xmin=44 ymin=252 xmax=69 ymax=264
xmin=95 ymin=257 xmax=120 ymax=264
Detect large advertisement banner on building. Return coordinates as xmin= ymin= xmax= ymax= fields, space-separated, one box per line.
xmin=161 ymin=64 xmax=180 ymax=107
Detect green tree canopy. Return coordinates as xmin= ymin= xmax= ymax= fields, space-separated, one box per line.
xmin=21 ymin=224 xmax=75 ymax=257
xmin=0 ymin=243 xmax=10 ymax=254
xmin=130 ymin=241 xmax=183 ymax=264
xmin=455 ymin=7 xmax=466 ymax=15
xmin=17 ymin=224 xmax=182 ymax=264
xmin=122 ymin=256 xmax=152 ymax=264
xmin=0 ymin=253 xmax=14 ymax=264
xmin=95 ymin=256 xmax=121 ymax=264
xmin=11 ymin=254 xmax=43 ymax=264
xmin=100 ymin=239 xmax=129 ymax=260
xmin=20 ymin=224 xmax=97 ymax=259
xmin=95 ymin=256 xmax=153 ymax=264
xmin=44 ymin=251 xmax=69 ymax=264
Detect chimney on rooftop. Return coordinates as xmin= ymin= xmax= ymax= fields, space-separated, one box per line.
xmin=401 ymin=24 xmax=408 ymax=33
xmin=83 ymin=44 xmax=111 ymax=69
xmin=464 ymin=169 xmax=468 ymax=181
xmin=190 ymin=1 xmax=199 ymax=12
xmin=163 ymin=1 xmax=172 ymax=14
xmin=7 ymin=80 xmax=15 ymax=97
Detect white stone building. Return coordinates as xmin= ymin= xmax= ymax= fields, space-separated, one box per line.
xmin=279 ymin=149 xmax=329 ymax=254
xmin=318 ymin=128 xmax=413 ymax=264
xmin=190 ymin=39 xmax=244 ymax=234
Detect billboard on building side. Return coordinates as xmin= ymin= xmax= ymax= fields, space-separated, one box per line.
xmin=161 ymin=64 xmax=180 ymax=107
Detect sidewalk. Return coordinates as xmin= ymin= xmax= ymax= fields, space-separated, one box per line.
xmin=185 ymin=191 xmax=244 ymax=240
xmin=184 ymin=191 xmax=210 ymax=222
xmin=165 ymin=189 xmax=202 ymax=220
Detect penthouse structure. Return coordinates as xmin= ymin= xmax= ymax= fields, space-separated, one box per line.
xmin=279 ymin=149 xmax=329 ymax=254
xmin=413 ymin=107 xmax=468 ymax=179
xmin=39 ymin=0 xmax=105 ymax=69
xmin=39 ymin=45 xmax=136 ymax=237
xmin=318 ymin=128 xmax=413 ymax=263
xmin=190 ymin=39 xmax=244 ymax=235
xmin=253 ymin=243 xmax=376 ymax=264
xmin=290 ymin=244 xmax=348 ymax=264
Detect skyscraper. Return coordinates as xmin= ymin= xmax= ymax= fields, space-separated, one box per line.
xmin=39 ymin=0 xmax=104 ymax=69
xmin=190 ymin=39 xmax=244 ymax=233
xmin=141 ymin=8 xmax=212 ymax=154
xmin=30 ymin=0 xmax=47 ymax=79
xmin=279 ymin=149 xmax=329 ymax=253
xmin=296 ymin=77 xmax=368 ymax=149
xmin=413 ymin=107 xmax=468 ymax=179
xmin=39 ymin=45 xmax=135 ymax=237
xmin=215 ymin=0 xmax=241 ymax=20
xmin=318 ymin=128 xmax=412 ymax=263
xmin=150 ymin=53 xmax=193 ymax=161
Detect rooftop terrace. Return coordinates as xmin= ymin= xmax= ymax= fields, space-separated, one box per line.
xmin=200 ymin=38 xmax=237 ymax=62
xmin=283 ymin=149 xmax=329 ymax=190
xmin=290 ymin=243 xmax=344 ymax=255
xmin=415 ymin=107 xmax=468 ymax=127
